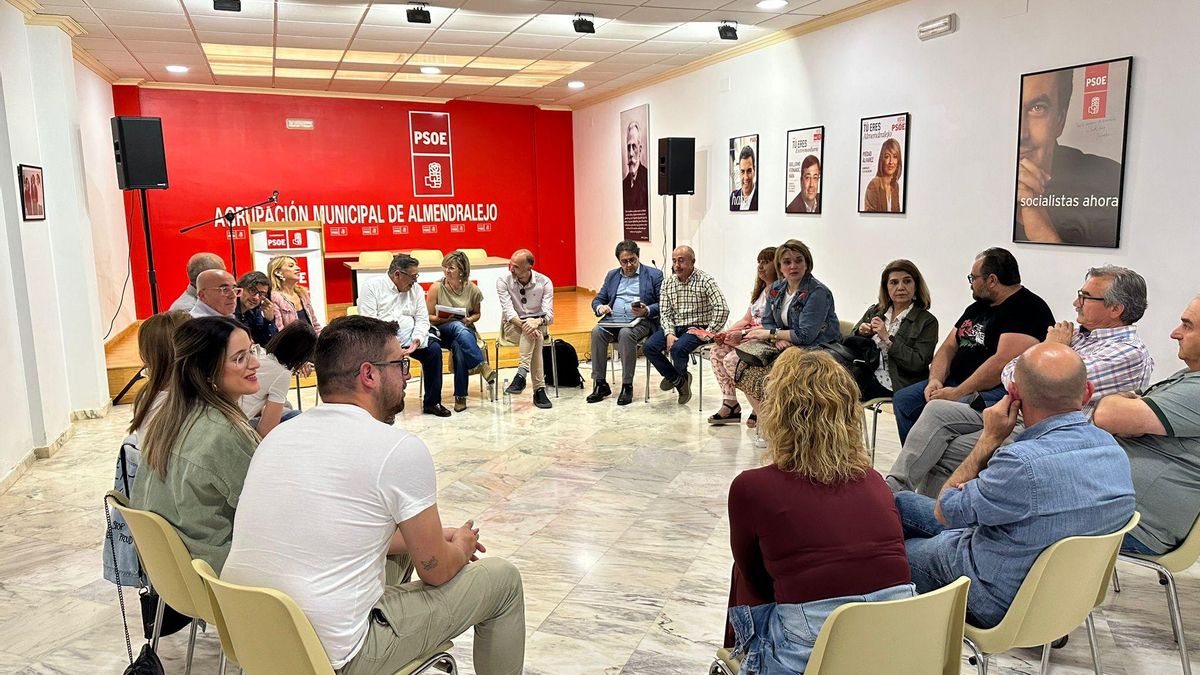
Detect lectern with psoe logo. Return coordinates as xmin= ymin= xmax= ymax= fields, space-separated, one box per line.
xmin=248 ymin=221 xmax=328 ymax=327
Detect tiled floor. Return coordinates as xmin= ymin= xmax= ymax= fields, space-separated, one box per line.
xmin=1 ymin=363 xmax=1197 ymax=674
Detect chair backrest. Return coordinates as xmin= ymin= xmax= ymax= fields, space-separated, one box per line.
xmin=838 ymin=319 xmax=855 ymax=337
xmin=410 ymin=249 xmax=444 ymax=267
xmin=1137 ymin=512 xmax=1200 ymax=573
xmin=357 ymin=250 xmax=393 ymax=268
xmin=994 ymin=512 xmax=1140 ymax=649
xmin=193 ymin=558 xmax=334 ymax=675
xmin=805 ymin=577 xmax=970 ymax=675
xmin=345 ymin=305 xmax=359 ymax=316
xmin=457 ymin=248 xmax=488 ymax=263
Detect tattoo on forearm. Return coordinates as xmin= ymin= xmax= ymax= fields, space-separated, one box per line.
xmin=420 ymin=556 xmax=438 ymax=571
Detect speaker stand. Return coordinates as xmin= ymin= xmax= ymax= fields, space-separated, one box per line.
xmin=671 ymin=193 xmax=677 ymax=251
xmin=113 ymin=188 xmax=159 ymax=405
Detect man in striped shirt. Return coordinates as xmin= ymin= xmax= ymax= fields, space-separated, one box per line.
xmin=888 ymin=265 xmax=1153 ymax=496
xmin=645 ymin=246 xmax=729 ymax=405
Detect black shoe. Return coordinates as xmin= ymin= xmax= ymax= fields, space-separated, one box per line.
xmin=617 ymin=384 xmax=634 ymax=406
xmin=423 ymin=403 xmax=452 ymax=417
xmin=586 ymin=380 xmax=611 ymax=403
xmin=506 ymin=373 xmax=527 ymax=395
xmin=707 ymin=402 xmax=741 ymax=425
xmin=676 ymin=372 xmax=692 ymax=405
xmin=659 ymin=377 xmax=675 ymax=391
xmin=533 ymin=388 xmax=553 ymax=409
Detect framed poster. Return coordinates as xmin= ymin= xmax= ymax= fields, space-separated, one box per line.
xmin=729 ymin=134 xmax=759 ymax=212
xmin=620 ymin=104 xmax=650 ymax=241
xmin=1012 ymin=56 xmax=1131 ymax=248
xmin=18 ymin=164 xmax=45 ymax=221
xmin=858 ymin=113 xmax=908 ymax=214
xmin=785 ymin=126 xmax=824 ymax=214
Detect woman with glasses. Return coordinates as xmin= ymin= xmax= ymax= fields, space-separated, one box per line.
xmin=236 ymin=271 xmax=279 ymax=346
xmin=268 ymin=255 xmax=322 ymax=333
xmin=425 ymin=251 xmax=496 ymax=412
xmin=239 ymin=322 xmax=318 ymax=437
xmin=132 ymin=316 xmax=262 ymax=573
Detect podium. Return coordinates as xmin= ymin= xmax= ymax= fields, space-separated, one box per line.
xmin=248 ymin=221 xmax=328 ymax=327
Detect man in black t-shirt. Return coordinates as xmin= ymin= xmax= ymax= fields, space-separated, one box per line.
xmin=893 ymin=248 xmax=1053 ymax=443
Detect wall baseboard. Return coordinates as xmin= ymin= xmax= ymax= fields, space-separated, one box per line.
xmin=0 ymin=450 xmax=37 ymax=496
xmin=33 ymin=425 xmax=76 ymax=460
xmin=72 ymin=402 xmax=112 ymax=421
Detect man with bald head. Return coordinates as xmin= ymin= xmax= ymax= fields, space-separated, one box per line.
xmin=191 ymin=269 xmax=239 ymax=317
xmin=169 ymin=252 xmax=226 ymax=312
xmin=496 ymin=248 xmax=554 ymax=409
xmin=895 ymin=343 xmax=1135 ymax=628
xmin=644 ymin=245 xmax=728 ymax=405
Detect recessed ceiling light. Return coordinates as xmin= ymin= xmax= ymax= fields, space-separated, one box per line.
xmin=567 ymin=81 xmax=584 ymax=89
xmin=756 ymin=0 xmax=788 ymax=9
xmin=165 ymin=65 xmax=189 ymax=73
xmin=420 ymin=66 xmax=441 ymax=75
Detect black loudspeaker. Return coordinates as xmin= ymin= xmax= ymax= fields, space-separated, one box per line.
xmin=657 ymin=137 xmax=695 ymax=196
xmin=111 ymin=116 xmax=168 ymax=190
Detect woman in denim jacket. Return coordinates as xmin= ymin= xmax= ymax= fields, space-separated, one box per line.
xmin=725 ymin=349 xmax=913 ymax=674
xmin=736 ymin=239 xmax=841 ymax=414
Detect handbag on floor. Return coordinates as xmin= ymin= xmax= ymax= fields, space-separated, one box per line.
xmin=105 ymin=496 xmax=166 ymax=675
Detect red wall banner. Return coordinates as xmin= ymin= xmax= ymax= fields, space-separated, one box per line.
xmin=114 ymin=87 xmax=576 ymax=314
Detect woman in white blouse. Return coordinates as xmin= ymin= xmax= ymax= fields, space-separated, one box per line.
xmin=853 ymin=259 xmax=939 ymax=400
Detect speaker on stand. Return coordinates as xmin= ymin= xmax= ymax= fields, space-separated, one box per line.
xmin=110 ymin=115 xmax=169 ymax=404
xmin=657 ymin=137 xmax=695 ymax=251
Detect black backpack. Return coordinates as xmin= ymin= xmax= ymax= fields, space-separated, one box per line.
xmin=542 ymin=339 xmax=584 ymax=388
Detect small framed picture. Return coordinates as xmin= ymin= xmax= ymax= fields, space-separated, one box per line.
xmin=729 ymin=134 xmax=759 ymax=212
xmin=785 ymin=126 xmax=824 ymax=214
xmin=858 ymin=113 xmax=909 ymax=214
xmin=18 ymin=164 xmax=45 ymax=221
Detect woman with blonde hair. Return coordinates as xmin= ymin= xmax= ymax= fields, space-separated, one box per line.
xmin=268 ymin=255 xmax=321 ymax=332
xmin=708 ymin=246 xmax=777 ymax=427
xmin=725 ymin=349 xmax=911 ymax=673
xmin=426 ymin=251 xmax=496 ymax=411
xmin=132 ymin=316 xmax=261 ymax=573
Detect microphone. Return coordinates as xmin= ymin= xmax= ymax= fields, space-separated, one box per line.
xmin=270 ymin=190 xmax=279 ymax=202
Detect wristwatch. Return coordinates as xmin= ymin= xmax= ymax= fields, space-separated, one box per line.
xmin=769 ymin=328 xmax=778 ymax=341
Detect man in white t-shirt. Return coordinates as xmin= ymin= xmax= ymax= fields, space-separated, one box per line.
xmin=222 ymin=315 xmax=525 ymax=674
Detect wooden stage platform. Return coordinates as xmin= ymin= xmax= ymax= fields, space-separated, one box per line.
xmin=106 ymin=288 xmax=602 ymax=403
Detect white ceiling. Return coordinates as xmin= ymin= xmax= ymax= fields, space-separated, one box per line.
xmin=37 ymin=0 xmax=874 ymax=106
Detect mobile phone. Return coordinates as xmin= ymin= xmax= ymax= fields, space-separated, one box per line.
xmin=632 ymin=301 xmax=645 ymax=309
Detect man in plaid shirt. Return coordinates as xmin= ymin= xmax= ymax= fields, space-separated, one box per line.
xmin=888 ymin=265 xmax=1153 ymax=496
xmin=644 ymin=246 xmax=729 ymax=405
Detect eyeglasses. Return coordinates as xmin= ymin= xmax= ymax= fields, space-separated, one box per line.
xmin=1077 ymin=291 xmax=1107 ymax=303
xmin=206 ymin=284 xmax=242 ymax=296
xmin=399 ymin=270 xmax=419 ymax=281
xmin=231 ymin=344 xmax=263 ymax=368
xmin=244 ymin=287 xmax=267 ymax=298
xmin=370 ymin=357 xmax=411 ymax=379
xmin=966 ymin=273 xmax=986 ymax=284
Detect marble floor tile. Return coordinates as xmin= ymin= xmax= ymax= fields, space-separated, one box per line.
xmin=0 ymin=361 xmax=1197 ymax=673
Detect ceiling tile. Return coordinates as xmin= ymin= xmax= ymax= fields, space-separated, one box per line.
xmin=76 ymin=23 xmax=115 ymax=38
xmin=189 ymin=15 xmax=275 ymax=34
xmin=545 ymin=2 xmax=635 ymax=21
xmin=626 ymin=39 xmax=702 ymax=53
xmin=329 ymin=80 xmax=389 ymax=93
xmin=440 ymin=10 xmax=534 ymax=32
xmin=89 ymin=0 xmax=182 ymax=11
xmin=145 ymin=68 xmax=215 ymax=84
xmin=274 ymin=78 xmax=334 ymax=90
xmin=112 ymin=65 xmax=152 ymax=78
xmin=791 ymin=0 xmax=866 ymax=14
xmin=429 ymin=28 xmax=509 ymax=45
xmin=181 ymin=0 xmax=275 ymax=21
xmin=122 ymin=40 xmax=206 ymax=55
xmin=459 ymin=0 xmax=554 ymax=12
xmin=107 ymin=26 xmax=197 ymax=43
xmin=698 ymin=9 xmax=779 ymax=25
xmin=756 ymin=12 xmax=819 ymax=30
xmin=195 ymin=31 xmax=275 ymax=46
xmin=483 ymin=45 xmax=555 ymax=59
xmin=276 ymin=2 xmax=368 ymax=24
xmin=592 ymin=21 xmax=673 ymax=40
xmin=428 ymin=83 xmax=495 ymax=98
xmin=74 ymin=36 xmax=126 ymax=51
xmin=599 ymin=51 xmax=663 ymax=64
xmin=378 ymin=81 xmax=443 ymax=96
xmin=213 ymin=75 xmax=275 ymax=87
xmin=566 ymin=36 xmax=640 ymax=51
xmin=495 ymin=32 xmax=575 ymax=49
xmin=717 ymin=0 xmax=794 ymax=11
xmin=642 ymin=0 xmax=725 ymax=7
xmin=354 ymin=24 xmax=439 ymax=42
xmin=349 ymin=38 xmax=427 ymax=53
xmin=617 ymin=6 xmax=707 ymax=22
xmin=548 ymin=48 xmax=611 ymax=60
xmin=655 ymin=22 xmax=724 ymax=41
xmin=91 ymin=9 xmax=191 ymax=28
xmin=37 ymin=5 xmax=100 ymax=23
xmin=277 ymin=20 xmax=359 ymax=38
xmin=275 ymin=35 xmax=353 ymax=50
xmin=139 ymin=55 xmax=211 ymax=67
xmin=420 ymin=42 xmax=492 ymax=56
xmin=683 ymin=40 xmax=736 ymax=54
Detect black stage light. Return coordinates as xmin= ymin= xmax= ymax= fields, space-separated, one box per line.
xmin=718 ymin=21 xmax=738 ymax=40
xmin=213 ymin=0 xmax=241 ymax=11
xmin=573 ymin=13 xmax=595 ymax=34
xmin=407 ymin=3 xmax=432 ymax=24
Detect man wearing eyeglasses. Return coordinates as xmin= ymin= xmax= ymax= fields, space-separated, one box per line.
xmin=496 ymin=248 xmax=554 ymax=409
xmin=890 ymin=248 xmax=1054 ymax=445
xmin=191 ymin=269 xmax=239 ymax=318
xmin=359 ymin=254 xmax=452 ymax=417
xmin=889 ymin=265 xmax=1152 ymax=496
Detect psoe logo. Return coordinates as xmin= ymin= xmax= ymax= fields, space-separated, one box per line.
xmin=410 ymin=111 xmax=454 ymax=198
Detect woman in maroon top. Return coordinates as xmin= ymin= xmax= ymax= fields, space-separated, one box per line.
xmin=725 ymin=349 xmax=912 ymax=673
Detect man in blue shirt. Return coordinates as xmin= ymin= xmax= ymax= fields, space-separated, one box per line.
xmin=588 ymin=240 xmax=662 ymax=406
xmin=895 ymin=342 xmax=1135 ymax=627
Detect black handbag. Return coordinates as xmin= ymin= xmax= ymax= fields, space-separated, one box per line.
xmin=140 ymin=588 xmax=193 ymax=640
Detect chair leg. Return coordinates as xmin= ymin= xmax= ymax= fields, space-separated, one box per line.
xmin=184 ymin=620 xmax=198 ymax=675
xmin=218 ymin=651 xmax=227 ymax=675
xmin=1040 ymin=642 xmax=1052 ymax=675
xmin=150 ymin=593 xmax=166 ymax=650
xmin=698 ymin=351 xmax=704 ymax=412
xmin=870 ymin=403 xmax=881 ymax=461
xmin=709 ymin=659 xmax=734 ymax=675
xmin=644 ymin=358 xmax=650 ymax=402
xmin=1160 ymin=568 xmax=1193 ymax=675
xmin=964 ymin=638 xmax=987 ymax=675
xmin=1086 ymin=612 xmax=1104 ymax=675
xmin=550 ymin=335 xmax=559 ymax=398
xmin=1112 ymin=567 xmax=1121 ymax=593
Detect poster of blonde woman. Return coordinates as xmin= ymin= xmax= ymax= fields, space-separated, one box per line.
xmin=858 ymin=113 xmax=908 ymax=214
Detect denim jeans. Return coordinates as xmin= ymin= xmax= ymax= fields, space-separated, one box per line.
xmin=438 ymin=321 xmax=484 ymax=397
xmin=644 ymin=326 xmax=704 ymax=383
xmin=892 ymin=379 xmax=1006 ymax=444
xmin=409 ymin=338 xmax=443 ymax=406
xmin=728 ymin=583 xmax=916 ymax=674
xmin=1121 ymin=533 xmax=1157 ymax=555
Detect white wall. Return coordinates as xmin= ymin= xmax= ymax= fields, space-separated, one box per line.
xmin=574 ymin=0 xmax=1200 ymax=380
xmin=76 ymin=61 xmax=134 ymax=339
